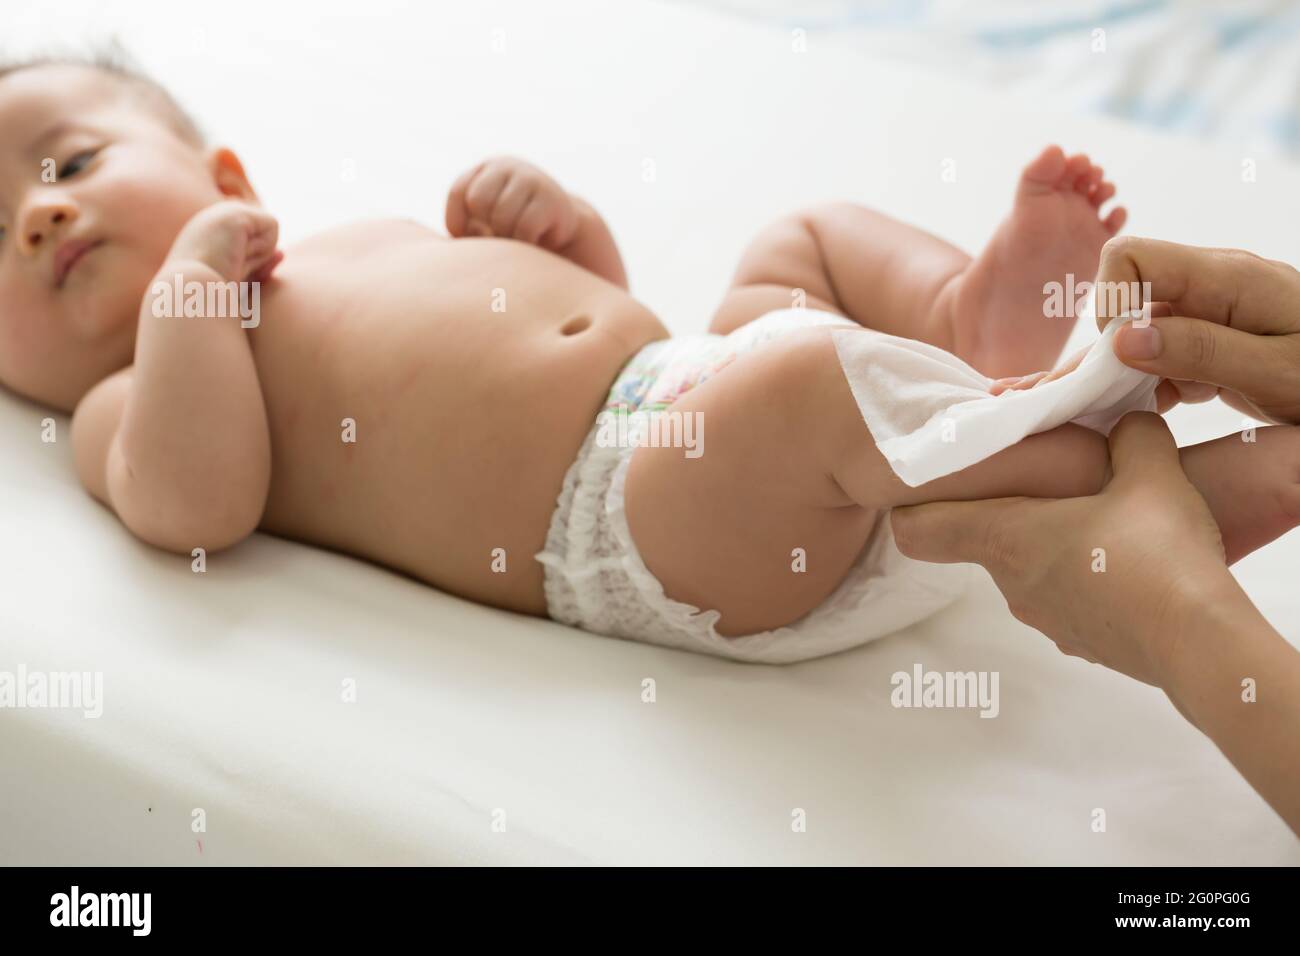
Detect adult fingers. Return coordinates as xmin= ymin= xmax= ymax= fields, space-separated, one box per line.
xmin=890 ymin=497 xmax=1035 ymax=568
xmin=1113 ymin=315 xmax=1300 ymax=402
xmin=1153 ymin=379 xmax=1183 ymax=413
xmin=1095 ymin=237 xmax=1300 ymax=333
xmin=1169 ymin=379 xmax=1219 ymax=404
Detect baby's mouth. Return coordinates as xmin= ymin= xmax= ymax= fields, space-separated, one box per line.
xmin=53 ymin=239 xmax=103 ymax=289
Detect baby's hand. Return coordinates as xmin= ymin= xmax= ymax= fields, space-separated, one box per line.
xmin=990 ymin=303 xmax=1182 ymax=395
xmin=989 ymin=345 xmax=1087 ymax=395
xmin=988 ymin=337 xmax=1217 ymax=413
xmin=169 ymin=201 xmax=283 ymax=283
xmin=445 ymin=157 xmax=579 ymax=251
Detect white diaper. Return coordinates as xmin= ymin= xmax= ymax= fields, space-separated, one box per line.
xmin=533 ymin=309 xmax=973 ymax=664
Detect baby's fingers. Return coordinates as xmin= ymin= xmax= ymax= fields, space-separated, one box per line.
xmin=445 ymin=162 xmax=486 ymax=237
xmin=463 ymin=164 xmax=511 ymax=225
xmin=989 ymin=343 xmax=1092 ymax=394
xmin=490 ymin=177 xmax=535 ymax=238
xmin=247 ymin=213 xmax=279 ymax=254
xmin=243 ymin=233 xmax=282 ymax=282
xmin=514 ymin=197 xmax=556 ymax=246
xmin=248 ymin=249 xmax=284 ymax=284
xmin=989 ymin=370 xmax=1049 ymax=395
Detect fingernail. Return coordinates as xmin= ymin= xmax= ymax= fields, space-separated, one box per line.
xmin=1117 ymin=325 xmax=1162 ymax=360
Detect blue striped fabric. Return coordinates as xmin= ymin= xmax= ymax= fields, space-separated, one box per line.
xmin=688 ymin=0 xmax=1300 ymax=156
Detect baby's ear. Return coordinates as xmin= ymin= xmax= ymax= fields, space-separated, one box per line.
xmin=207 ymin=147 xmax=258 ymax=201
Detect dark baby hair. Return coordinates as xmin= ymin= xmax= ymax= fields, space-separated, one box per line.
xmin=0 ymin=39 xmax=205 ymax=147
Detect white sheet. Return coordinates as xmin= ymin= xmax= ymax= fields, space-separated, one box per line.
xmin=1 ymin=0 xmax=1297 ymax=864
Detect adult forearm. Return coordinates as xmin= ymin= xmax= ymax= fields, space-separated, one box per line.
xmin=1161 ymin=584 xmax=1300 ymax=835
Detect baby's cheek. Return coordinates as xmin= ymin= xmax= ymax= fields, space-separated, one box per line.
xmin=0 ymin=300 xmax=61 ymax=400
xmin=100 ymin=165 xmax=215 ymax=260
xmin=65 ymin=250 xmax=147 ymax=350
xmin=0 ymin=287 xmax=43 ymax=353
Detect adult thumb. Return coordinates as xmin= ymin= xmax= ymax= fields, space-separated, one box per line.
xmin=890 ymin=497 xmax=1031 ymax=567
xmin=1114 ymin=316 xmax=1282 ymax=396
xmin=1104 ymin=410 xmax=1185 ymax=486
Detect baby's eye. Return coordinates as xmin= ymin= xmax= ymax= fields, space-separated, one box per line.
xmin=57 ymin=149 xmax=99 ymax=180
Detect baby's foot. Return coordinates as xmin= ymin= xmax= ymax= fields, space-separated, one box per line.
xmin=1180 ymin=425 xmax=1300 ymax=566
xmin=950 ymin=145 xmax=1127 ymax=380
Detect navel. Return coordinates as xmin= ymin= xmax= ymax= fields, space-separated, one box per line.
xmin=560 ymin=314 xmax=592 ymax=336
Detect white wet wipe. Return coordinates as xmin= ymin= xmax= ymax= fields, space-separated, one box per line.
xmin=831 ymin=304 xmax=1159 ymax=487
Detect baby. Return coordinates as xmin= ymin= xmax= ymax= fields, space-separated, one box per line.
xmin=4 ymin=57 xmax=1298 ymax=662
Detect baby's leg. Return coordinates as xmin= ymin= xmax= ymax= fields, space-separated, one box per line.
xmin=1178 ymin=426 xmax=1300 ymax=565
xmin=883 ymin=421 xmax=1300 ymax=566
xmin=625 ymin=327 xmax=1300 ymax=637
xmin=624 ymin=327 xmax=1111 ymax=637
xmin=709 ymin=203 xmax=970 ymax=349
xmin=711 ymin=147 xmax=1126 ymax=380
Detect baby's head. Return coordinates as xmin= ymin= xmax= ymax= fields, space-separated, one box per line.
xmin=0 ymin=51 xmax=259 ymax=411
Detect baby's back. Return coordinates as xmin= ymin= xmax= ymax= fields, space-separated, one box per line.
xmin=252 ymin=220 xmax=668 ymax=613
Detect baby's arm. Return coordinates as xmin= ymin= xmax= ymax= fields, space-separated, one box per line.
xmin=445 ymin=156 xmax=628 ymax=289
xmin=71 ymin=201 xmax=279 ymax=553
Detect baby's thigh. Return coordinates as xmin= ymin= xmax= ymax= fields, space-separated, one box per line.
xmin=622 ymin=330 xmax=878 ymax=637
xmin=708 ymin=284 xmax=844 ymax=337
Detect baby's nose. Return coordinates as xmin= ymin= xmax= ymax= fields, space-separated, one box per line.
xmin=21 ymin=202 xmax=77 ymax=254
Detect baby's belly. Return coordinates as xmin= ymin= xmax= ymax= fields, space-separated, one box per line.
xmin=253 ymin=258 xmax=668 ymax=615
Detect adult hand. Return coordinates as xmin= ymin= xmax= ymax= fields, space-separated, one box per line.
xmin=890 ymin=412 xmax=1237 ymax=687
xmin=1095 ymin=237 xmax=1300 ymax=424
xmin=893 ymin=411 xmax=1300 ymax=837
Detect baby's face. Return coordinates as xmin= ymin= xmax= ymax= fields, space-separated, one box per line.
xmin=0 ymin=65 xmax=230 ymax=410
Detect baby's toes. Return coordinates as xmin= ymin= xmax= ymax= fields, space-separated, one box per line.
xmin=1104 ymin=205 xmax=1128 ymax=234
xmin=1077 ymin=165 xmax=1103 ymax=198
xmin=1062 ymin=153 xmax=1091 ymax=190
xmin=1068 ymin=160 xmax=1099 ymax=196
xmin=1091 ymin=180 xmax=1117 ymax=208
xmin=1022 ymin=144 xmax=1067 ymax=183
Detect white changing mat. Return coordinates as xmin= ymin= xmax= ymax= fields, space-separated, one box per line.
xmin=2 ymin=0 xmax=1298 ymax=865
